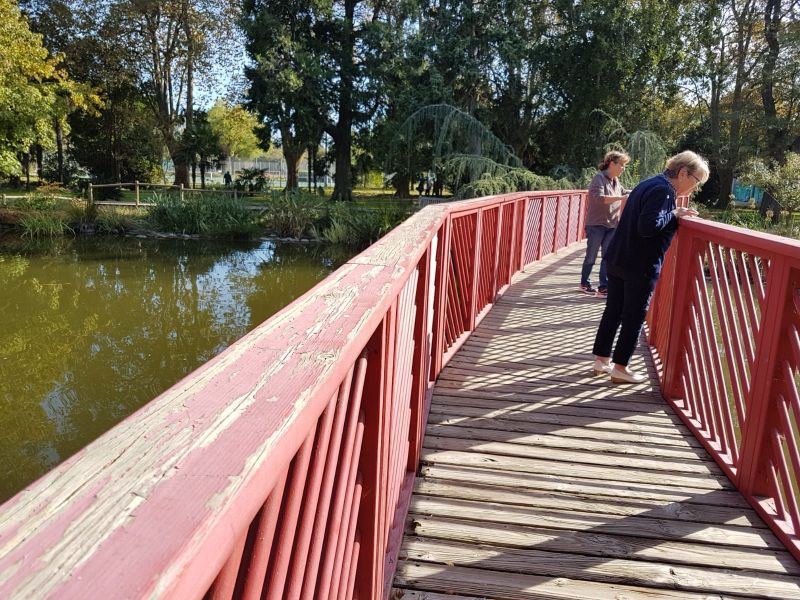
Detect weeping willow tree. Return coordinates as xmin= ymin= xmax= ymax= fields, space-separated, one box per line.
xmin=444 ymin=154 xmax=570 ymax=199
xmin=390 ymin=104 xmax=571 ymax=198
xmin=593 ymin=110 xmax=667 ymax=189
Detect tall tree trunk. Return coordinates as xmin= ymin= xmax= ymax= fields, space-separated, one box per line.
xmin=393 ymin=173 xmax=410 ymax=198
xmin=191 ymin=161 xmax=197 ymax=188
xmin=23 ymin=150 xmax=30 ymax=189
xmin=200 ymin=160 xmax=206 ymax=188
xmin=280 ymin=126 xmax=303 ymax=191
xmin=283 ymin=149 xmax=301 ymax=190
xmin=331 ymin=0 xmax=356 ymax=201
xmin=55 ymin=119 xmax=64 ymax=182
xmin=35 ymin=144 xmax=43 ymax=180
xmin=761 ymin=0 xmax=784 ymax=163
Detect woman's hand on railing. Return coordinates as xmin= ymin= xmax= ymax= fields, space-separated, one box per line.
xmin=673 ymin=206 xmax=699 ymax=219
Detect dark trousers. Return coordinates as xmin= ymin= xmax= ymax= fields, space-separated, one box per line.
xmin=592 ymin=271 xmax=655 ymax=366
xmin=580 ymin=226 xmax=615 ymax=289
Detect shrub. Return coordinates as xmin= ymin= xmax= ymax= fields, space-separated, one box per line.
xmin=261 ymin=192 xmax=324 ymax=238
xmin=19 ymin=213 xmax=73 ymax=237
xmin=18 ymin=193 xmax=58 ymax=211
xmin=147 ymin=192 xmax=258 ymax=237
xmin=321 ymin=203 xmax=411 ymax=249
xmin=96 ymin=208 xmax=138 ymax=234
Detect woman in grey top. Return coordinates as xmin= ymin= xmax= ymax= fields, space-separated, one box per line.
xmin=580 ymin=151 xmax=629 ymax=297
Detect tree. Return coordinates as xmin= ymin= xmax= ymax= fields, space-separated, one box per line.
xmin=96 ymin=0 xmax=239 ymax=187
xmin=242 ymin=0 xmax=326 ymax=191
xmin=0 ymin=0 xmax=84 ymax=178
xmin=182 ymin=110 xmax=221 ymax=188
xmin=243 ymin=0 xmax=413 ymax=200
xmin=207 ymin=100 xmax=260 ymax=179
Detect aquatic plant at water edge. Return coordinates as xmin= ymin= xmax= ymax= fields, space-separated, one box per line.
xmin=19 ymin=213 xmax=73 ymax=237
xmin=96 ymin=208 xmax=139 ymax=234
xmin=260 ymin=192 xmax=324 ymax=238
xmin=321 ymin=203 xmax=412 ymax=249
xmin=146 ymin=193 xmax=258 ymax=236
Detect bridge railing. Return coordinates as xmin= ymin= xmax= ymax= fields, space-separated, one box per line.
xmin=648 ymin=217 xmax=800 ymax=561
xmin=0 ymin=190 xmax=586 ymax=599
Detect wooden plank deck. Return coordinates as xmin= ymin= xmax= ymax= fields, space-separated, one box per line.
xmin=392 ymin=248 xmax=800 ymax=600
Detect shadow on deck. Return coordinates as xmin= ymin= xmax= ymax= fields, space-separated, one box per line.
xmin=392 ymin=248 xmax=800 ymax=600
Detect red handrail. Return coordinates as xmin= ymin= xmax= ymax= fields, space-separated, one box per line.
xmin=0 ymin=190 xmax=586 ymax=599
xmin=647 ymin=217 xmax=800 ymax=561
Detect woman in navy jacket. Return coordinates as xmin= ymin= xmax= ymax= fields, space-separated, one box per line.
xmin=591 ymin=151 xmax=709 ymax=383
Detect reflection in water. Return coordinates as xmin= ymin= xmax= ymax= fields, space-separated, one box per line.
xmin=0 ymin=235 xmax=349 ymax=502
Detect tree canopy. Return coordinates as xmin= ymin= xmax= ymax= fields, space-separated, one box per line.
xmin=7 ymin=0 xmax=800 ymax=204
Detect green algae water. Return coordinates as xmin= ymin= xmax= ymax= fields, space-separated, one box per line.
xmin=0 ymin=235 xmax=350 ymax=503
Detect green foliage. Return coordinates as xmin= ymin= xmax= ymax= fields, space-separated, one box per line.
xmin=19 ymin=213 xmax=73 ymax=237
xmin=208 ymin=100 xmax=260 ymax=162
xmin=321 ymin=204 xmax=412 ymax=249
xmin=594 ymin=110 xmax=667 ymax=188
xmin=236 ymin=168 xmax=272 ymax=192
xmin=443 ymin=154 xmax=574 ymax=200
xmin=0 ymin=0 xmax=75 ymax=176
xmin=96 ymin=208 xmax=137 ymax=234
xmin=260 ymin=192 xmax=324 ymax=238
xmin=739 ymin=153 xmax=800 ymax=214
xmin=146 ymin=193 xmax=258 ymax=237
xmin=17 ymin=193 xmax=58 ymax=211
xmin=395 ymin=105 xmax=522 ymax=171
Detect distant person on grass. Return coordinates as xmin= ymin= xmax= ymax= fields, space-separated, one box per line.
xmin=580 ymin=151 xmax=630 ymax=298
xmin=591 ymin=150 xmax=708 ymax=384
xmin=223 ymin=171 xmax=232 ymax=188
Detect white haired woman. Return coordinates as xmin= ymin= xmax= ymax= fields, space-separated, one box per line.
xmin=591 ymin=151 xmax=709 ymax=383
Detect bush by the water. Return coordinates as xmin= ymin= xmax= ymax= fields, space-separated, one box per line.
xmin=147 ymin=193 xmax=258 ymax=237
xmin=96 ymin=207 xmax=140 ymax=234
xmin=321 ymin=203 xmax=412 ymax=249
xmin=19 ymin=213 xmax=73 ymax=238
xmin=261 ymin=192 xmax=324 ymax=238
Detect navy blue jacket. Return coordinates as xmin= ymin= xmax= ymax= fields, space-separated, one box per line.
xmin=604 ymin=174 xmax=678 ymax=282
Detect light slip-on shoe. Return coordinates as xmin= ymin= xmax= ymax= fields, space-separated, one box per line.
xmin=592 ymin=360 xmax=613 ymax=376
xmin=609 ymin=367 xmax=647 ymax=384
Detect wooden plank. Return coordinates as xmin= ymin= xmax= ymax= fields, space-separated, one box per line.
xmin=409 ymin=494 xmax=783 ymax=550
xmin=439 ymin=363 xmax=667 ymax=397
xmin=392 ymin=589 xmax=487 ymax=600
xmin=427 ymin=408 xmax=702 ymax=448
xmin=406 ymin=514 xmax=799 ymax=575
xmin=418 ymin=463 xmax=751 ymax=508
xmin=427 ymin=400 xmax=692 ymax=438
xmin=432 ymin=391 xmax=689 ymax=428
xmin=401 ymin=538 xmax=800 ymax=599
xmin=425 ymin=422 xmax=713 ymax=462
xmin=394 ymin=561 xmax=745 ymax=600
xmin=420 ymin=449 xmax=734 ymax=490
xmin=423 ymin=435 xmax=724 ymax=476
xmin=434 ymin=371 xmax=666 ymax=404
xmin=413 ymin=478 xmax=766 ymax=528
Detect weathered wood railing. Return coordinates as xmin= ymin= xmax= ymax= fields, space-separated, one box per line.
xmin=0 ymin=190 xmax=586 ymax=599
xmin=648 ymin=218 xmax=800 ymax=561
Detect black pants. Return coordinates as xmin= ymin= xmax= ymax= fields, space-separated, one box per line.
xmin=592 ymin=271 xmax=655 ymax=366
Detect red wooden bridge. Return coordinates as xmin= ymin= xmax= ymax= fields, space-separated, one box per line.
xmin=1 ymin=191 xmax=800 ymax=598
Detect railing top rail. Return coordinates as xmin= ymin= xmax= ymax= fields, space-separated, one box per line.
xmin=680 ymin=218 xmax=800 ymax=257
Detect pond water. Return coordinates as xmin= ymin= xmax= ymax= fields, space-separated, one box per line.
xmin=0 ymin=235 xmax=351 ymax=503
